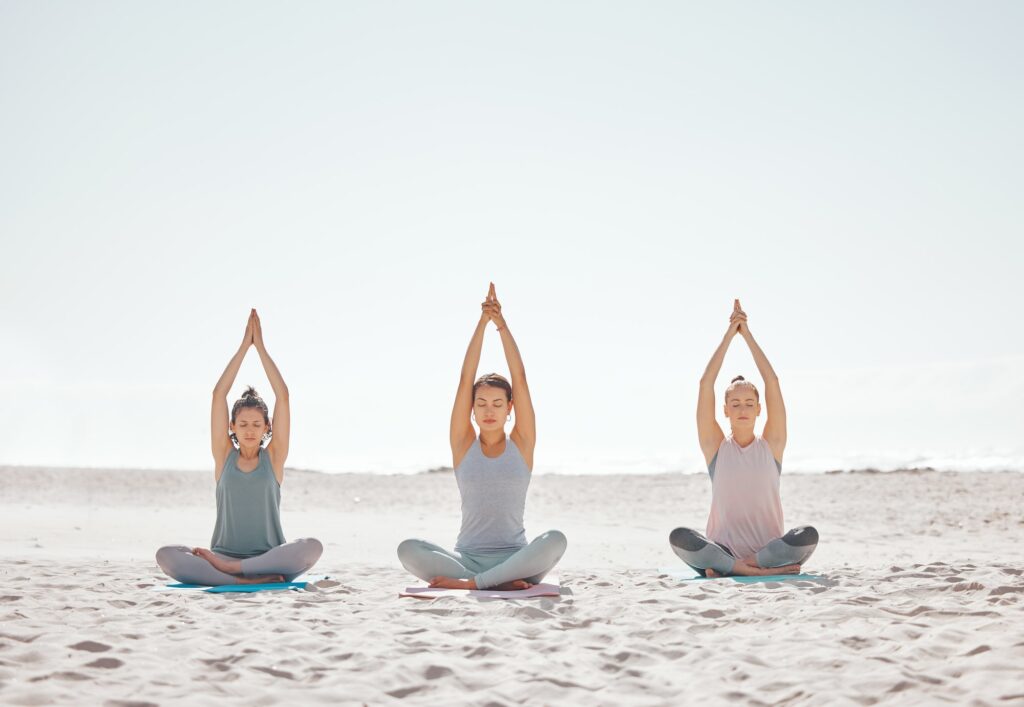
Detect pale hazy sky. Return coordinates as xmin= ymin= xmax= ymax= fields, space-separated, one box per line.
xmin=2 ymin=2 xmax=1022 ymax=473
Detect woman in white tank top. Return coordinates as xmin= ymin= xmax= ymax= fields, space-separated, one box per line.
xmin=669 ymin=300 xmax=819 ymax=577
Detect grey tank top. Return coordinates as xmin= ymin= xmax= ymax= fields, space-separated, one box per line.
xmin=454 ymin=437 xmax=531 ymax=554
xmin=211 ymin=448 xmax=287 ymax=558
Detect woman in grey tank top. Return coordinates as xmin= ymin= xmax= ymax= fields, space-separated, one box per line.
xmin=397 ymin=284 xmax=567 ymax=590
xmin=155 ymin=310 xmax=323 ymax=586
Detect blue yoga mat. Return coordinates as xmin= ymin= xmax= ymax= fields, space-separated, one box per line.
xmin=159 ymin=574 xmax=329 ymax=593
xmin=659 ymin=568 xmax=826 ymax=584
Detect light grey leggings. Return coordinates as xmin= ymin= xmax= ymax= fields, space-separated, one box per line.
xmin=397 ymin=530 xmax=567 ymax=590
xmin=669 ymin=526 xmax=818 ymax=576
xmin=155 ymin=538 xmax=324 ymax=586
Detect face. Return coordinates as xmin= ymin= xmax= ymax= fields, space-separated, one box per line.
xmin=231 ymin=407 xmax=268 ymax=447
xmin=723 ymin=387 xmax=761 ymax=430
xmin=473 ymin=386 xmax=512 ymax=431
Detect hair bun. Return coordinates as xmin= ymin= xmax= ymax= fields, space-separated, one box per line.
xmin=242 ymin=386 xmax=261 ymax=399
xmin=730 ymin=375 xmax=745 ymax=384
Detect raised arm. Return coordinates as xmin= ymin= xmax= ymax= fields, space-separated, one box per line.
xmin=450 ymin=305 xmax=489 ymax=465
xmin=251 ymin=310 xmax=289 ymax=481
xmin=697 ymin=302 xmax=744 ymax=465
xmin=735 ymin=301 xmax=786 ymax=463
xmin=212 ymin=312 xmax=254 ymax=475
xmin=484 ymin=283 xmax=536 ymax=468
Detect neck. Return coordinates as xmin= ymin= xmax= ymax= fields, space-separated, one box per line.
xmin=237 ymin=445 xmax=261 ymax=459
xmin=731 ymin=429 xmax=755 ymax=446
xmin=478 ymin=429 xmax=507 ymax=447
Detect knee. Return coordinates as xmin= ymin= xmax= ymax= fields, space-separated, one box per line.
xmin=299 ymin=537 xmax=323 ymax=564
xmin=541 ymin=530 xmax=567 ymax=557
xmin=669 ymin=527 xmax=704 ymax=552
xmin=785 ymin=526 xmax=819 ymax=547
xmin=396 ymin=538 xmax=424 ymax=563
xmin=155 ymin=545 xmax=181 ymax=572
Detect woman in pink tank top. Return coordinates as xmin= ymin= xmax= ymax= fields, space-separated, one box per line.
xmin=669 ymin=300 xmax=818 ymax=577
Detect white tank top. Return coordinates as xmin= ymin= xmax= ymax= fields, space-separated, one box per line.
xmin=706 ymin=436 xmax=784 ymax=559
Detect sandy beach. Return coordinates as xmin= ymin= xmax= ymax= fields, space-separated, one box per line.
xmin=1 ymin=467 xmax=1022 ymax=705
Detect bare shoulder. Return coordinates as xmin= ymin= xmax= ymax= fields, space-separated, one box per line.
xmin=452 ymin=435 xmax=477 ymax=469
xmin=213 ymin=448 xmax=233 ymax=482
xmin=762 ymin=435 xmax=785 ymax=465
xmin=510 ymin=429 xmax=535 ymax=471
xmin=700 ymin=431 xmax=725 ymax=467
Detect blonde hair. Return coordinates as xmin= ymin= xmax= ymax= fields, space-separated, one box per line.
xmin=725 ymin=375 xmax=759 ymax=402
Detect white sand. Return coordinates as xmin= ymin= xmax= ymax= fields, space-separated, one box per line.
xmin=1 ymin=467 xmax=1022 ymax=705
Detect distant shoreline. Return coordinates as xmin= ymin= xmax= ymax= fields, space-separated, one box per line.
xmin=1 ymin=464 xmax=1021 ymax=477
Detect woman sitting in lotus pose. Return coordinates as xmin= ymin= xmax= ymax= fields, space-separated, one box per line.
xmin=156 ymin=309 xmax=322 ymax=585
xmin=669 ymin=300 xmax=818 ymax=577
xmin=397 ymin=284 xmax=567 ymax=591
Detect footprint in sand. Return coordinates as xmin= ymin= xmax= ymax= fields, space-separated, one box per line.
xmin=424 ymin=665 xmax=454 ymax=680
xmin=990 ymin=585 xmax=1024 ymax=596
xmin=69 ymin=640 xmax=111 ymax=653
xmin=85 ymin=657 xmax=123 ymax=669
xmin=29 ymin=670 xmax=90 ymax=682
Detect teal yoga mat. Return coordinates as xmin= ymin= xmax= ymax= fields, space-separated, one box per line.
xmin=659 ymin=568 xmax=826 ymax=584
xmin=158 ymin=575 xmax=329 ymax=593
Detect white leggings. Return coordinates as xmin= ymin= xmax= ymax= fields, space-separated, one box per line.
xmin=397 ymin=530 xmax=567 ymax=589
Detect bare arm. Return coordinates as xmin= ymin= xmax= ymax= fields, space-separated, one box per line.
xmin=485 ymin=284 xmax=536 ymax=469
xmin=697 ymin=332 xmax=731 ymax=467
xmin=252 ymin=311 xmax=289 ymax=481
xmin=737 ymin=310 xmax=786 ymax=463
xmin=450 ymin=314 xmax=488 ymax=466
xmin=212 ymin=312 xmax=253 ymax=478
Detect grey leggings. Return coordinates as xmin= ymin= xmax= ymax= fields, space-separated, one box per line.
xmin=155 ymin=538 xmax=323 ymax=586
xmin=397 ymin=530 xmax=567 ymax=590
xmin=669 ymin=526 xmax=818 ymax=576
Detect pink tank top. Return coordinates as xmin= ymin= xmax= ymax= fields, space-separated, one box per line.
xmin=706 ymin=436 xmax=784 ymax=559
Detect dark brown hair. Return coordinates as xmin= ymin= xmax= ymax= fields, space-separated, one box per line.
xmin=473 ymin=373 xmax=512 ymax=402
xmin=725 ymin=375 xmax=759 ymax=402
xmin=230 ymin=386 xmax=272 ymax=447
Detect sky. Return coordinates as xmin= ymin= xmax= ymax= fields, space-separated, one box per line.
xmin=1 ymin=1 xmax=1022 ymax=474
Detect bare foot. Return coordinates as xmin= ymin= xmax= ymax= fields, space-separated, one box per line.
xmin=705 ymin=563 xmax=801 ymax=578
xmin=190 ymin=548 xmax=285 ymax=584
xmin=491 ymin=580 xmax=533 ymax=591
xmin=236 ymin=574 xmax=285 ymax=584
xmin=428 ymin=576 xmax=476 ymax=590
xmin=731 ymin=560 xmax=802 ymax=576
xmin=192 ymin=547 xmax=242 ymax=575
